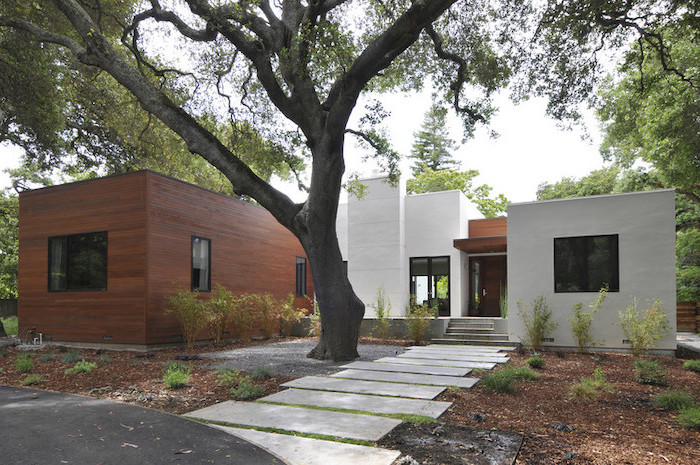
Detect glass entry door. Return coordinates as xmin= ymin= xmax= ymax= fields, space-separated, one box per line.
xmin=410 ymin=256 xmax=450 ymax=317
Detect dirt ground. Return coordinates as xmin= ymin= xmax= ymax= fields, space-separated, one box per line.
xmin=1 ymin=337 xmax=699 ymax=464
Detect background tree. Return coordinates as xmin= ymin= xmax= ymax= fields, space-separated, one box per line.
xmin=409 ymin=104 xmax=461 ymax=175
xmin=0 ymin=193 xmax=18 ymax=299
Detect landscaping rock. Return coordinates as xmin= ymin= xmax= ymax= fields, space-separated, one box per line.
xmin=550 ymin=422 xmax=575 ymax=433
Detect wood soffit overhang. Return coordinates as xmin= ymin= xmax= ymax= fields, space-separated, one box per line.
xmin=453 ymin=236 xmax=507 ymax=254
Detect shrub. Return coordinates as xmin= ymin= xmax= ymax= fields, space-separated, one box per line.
xmin=38 ymin=352 xmax=57 ymax=362
xmin=654 ymin=390 xmax=696 ymax=411
xmin=251 ymin=366 xmax=273 ymax=380
xmin=405 ymin=296 xmax=437 ymax=344
xmin=231 ymin=377 xmax=264 ymax=400
xmin=677 ymin=406 xmax=700 ymax=430
xmin=64 ymin=360 xmax=97 ymax=375
xmin=1 ymin=316 xmax=18 ymax=335
xmin=162 ymin=363 xmax=191 ymax=389
xmin=279 ymin=294 xmax=306 ymax=337
xmin=97 ymin=353 xmax=112 ymax=365
xmin=481 ymin=372 xmax=515 ymax=394
xmin=527 ymin=355 xmax=546 ymax=369
xmin=62 ymin=350 xmax=81 ymax=363
xmin=15 ymin=354 xmax=34 ymax=373
xmin=20 ymin=374 xmax=43 ymax=386
xmin=683 ymin=360 xmax=700 ymax=373
xmin=517 ymin=295 xmax=557 ymax=352
xmin=233 ymin=294 xmax=264 ymax=342
xmin=499 ymin=284 xmax=508 ymax=318
xmin=570 ymin=367 xmax=614 ymax=401
xmin=215 ymin=368 xmax=242 ymax=386
xmin=258 ymin=293 xmax=281 ymax=339
xmin=618 ymin=298 xmax=670 ymax=356
xmin=569 ymin=286 xmax=608 ymax=352
xmin=371 ymin=286 xmax=392 ymax=339
xmin=165 ymin=284 xmax=209 ymax=349
xmin=206 ymin=284 xmax=236 ymax=346
xmin=634 ymin=359 xmax=666 ymax=385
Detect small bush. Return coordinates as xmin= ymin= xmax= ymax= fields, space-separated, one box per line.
xmin=38 ymin=352 xmax=57 ymax=362
xmin=683 ymin=360 xmax=700 ymax=373
xmin=654 ymin=390 xmax=696 ymax=411
xmin=62 ymin=350 xmax=81 ymax=363
xmin=405 ymin=296 xmax=437 ymax=344
xmin=233 ymin=293 xmax=264 ymax=342
xmin=371 ymin=286 xmax=391 ymax=339
xmin=97 ymin=353 xmax=112 ymax=365
xmin=481 ymin=372 xmax=515 ymax=394
xmin=230 ymin=378 xmax=264 ymax=400
xmin=618 ymin=298 xmax=670 ymax=356
xmin=251 ymin=366 xmax=273 ymax=380
xmin=165 ymin=285 xmax=209 ymax=349
xmin=570 ymin=367 xmax=614 ymax=400
xmin=215 ymin=368 xmax=242 ymax=386
xmin=206 ymin=284 xmax=236 ymax=346
xmin=20 ymin=374 xmax=43 ymax=386
xmin=162 ymin=363 xmax=191 ymax=389
xmin=517 ymin=295 xmax=558 ymax=352
xmin=569 ymin=286 xmax=607 ymax=352
xmin=15 ymin=355 xmax=34 ymax=373
xmin=64 ymin=360 xmax=97 ymax=375
xmin=1 ymin=316 xmax=18 ymax=335
xmin=677 ymin=406 xmax=700 ymax=430
xmin=279 ymin=294 xmax=306 ymax=337
xmin=527 ymin=355 xmax=546 ymax=369
xmin=634 ymin=359 xmax=666 ymax=385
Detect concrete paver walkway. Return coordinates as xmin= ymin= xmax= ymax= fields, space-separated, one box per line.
xmin=376 ymin=356 xmax=497 ymax=370
xmin=281 ymin=376 xmax=445 ymax=399
xmin=330 ymin=368 xmax=479 ymax=389
xmin=342 ymin=360 xmax=471 ymax=376
xmin=397 ymin=352 xmax=509 ymax=364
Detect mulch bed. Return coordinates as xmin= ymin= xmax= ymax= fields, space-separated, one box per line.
xmin=1 ymin=338 xmax=700 ymax=464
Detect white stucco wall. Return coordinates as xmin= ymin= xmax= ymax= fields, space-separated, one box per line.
xmin=507 ymin=189 xmax=677 ymax=352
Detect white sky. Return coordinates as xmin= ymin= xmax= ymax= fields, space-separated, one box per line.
xmin=0 ymin=88 xmax=606 ymax=203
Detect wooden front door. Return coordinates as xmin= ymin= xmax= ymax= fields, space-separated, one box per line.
xmin=469 ymin=255 xmax=507 ymax=317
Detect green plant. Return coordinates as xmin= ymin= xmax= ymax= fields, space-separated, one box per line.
xmin=481 ymin=365 xmax=539 ymax=394
xmin=20 ymin=374 xmax=43 ymax=386
xmin=569 ymin=367 xmax=614 ymax=400
xmin=517 ymin=295 xmax=558 ymax=352
xmin=206 ymin=284 xmax=236 ymax=346
xmin=683 ymin=360 xmax=700 ymax=373
xmin=633 ymin=359 xmax=666 ymax=385
xmin=64 ymin=360 xmax=97 ymax=375
xmin=499 ymin=284 xmax=508 ymax=318
xmin=38 ymin=352 xmax=57 ymax=362
xmin=654 ymin=390 xmax=696 ymax=411
xmin=61 ymin=350 xmax=80 ymax=363
xmin=251 ymin=366 xmax=273 ymax=380
xmin=256 ymin=293 xmax=281 ymax=339
xmin=1 ymin=316 xmax=18 ymax=335
xmin=527 ymin=355 xmax=546 ymax=369
xmin=15 ymin=354 xmax=34 ymax=373
xmin=97 ymin=353 xmax=112 ymax=364
xmin=405 ymin=295 xmax=437 ymax=344
xmin=569 ymin=286 xmax=608 ymax=352
xmin=165 ymin=284 xmax=209 ymax=349
xmin=162 ymin=363 xmax=191 ymax=389
xmin=618 ymin=298 xmax=670 ymax=356
xmin=279 ymin=294 xmax=306 ymax=337
xmin=230 ymin=377 xmax=265 ymax=400
xmin=232 ymin=293 xmax=264 ymax=342
xmin=371 ymin=286 xmax=391 ymax=339
xmin=677 ymin=407 xmax=700 ymax=430
xmin=215 ymin=369 xmax=242 ymax=386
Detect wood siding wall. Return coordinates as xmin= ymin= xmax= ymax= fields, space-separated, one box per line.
xmin=678 ymin=301 xmax=700 ymax=333
xmin=18 ymin=171 xmax=313 ymax=346
xmin=468 ymin=217 xmax=507 ymax=238
xmin=144 ymin=172 xmax=313 ymax=344
xmin=18 ymin=174 xmax=149 ymax=344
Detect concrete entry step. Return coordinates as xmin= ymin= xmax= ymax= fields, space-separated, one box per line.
xmin=376 ymin=356 xmax=497 ymax=370
xmin=186 ymin=401 xmax=401 ymax=442
xmin=281 ymin=376 xmax=445 ymax=399
xmin=397 ymin=352 xmax=509 ymax=364
xmin=431 ymin=338 xmax=518 ymax=347
xmin=260 ymin=388 xmax=452 ymax=419
xmin=342 ymin=361 xmax=471 ymax=377
xmin=331 ymin=369 xmax=478 ymax=389
xmin=407 ymin=344 xmax=515 ymax=351
xmin=213 ymin=425 xmax=401 ymax=465
xmin=406 ymin=347 xmax=509 ymax=357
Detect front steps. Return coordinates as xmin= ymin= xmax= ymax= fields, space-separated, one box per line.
xmin=432 ymin=317 xmax=517 ymax=347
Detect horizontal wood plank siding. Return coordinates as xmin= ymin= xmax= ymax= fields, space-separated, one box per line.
xmin=468 ymin=218 xmax=507 ymax=238
xmin=145 ymin=172 xmax=313 ymax=344
xmin=677 ymin=301 xmax=699 ymax=333
xmin=18 ymin=173 xmax=148 ymax=344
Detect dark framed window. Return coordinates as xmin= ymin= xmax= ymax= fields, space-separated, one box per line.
xmin=410 ymin=256 xmax=450 ymax=316
xmin=192 ymin=236 xmax=211 ymax=292
xmin=48 ymin=231 xmax=107 ymax=291
xmin=296 ymin=257 xmax=307 ymax=296
xmin=554 ymin=234 xmax=619 ymax=293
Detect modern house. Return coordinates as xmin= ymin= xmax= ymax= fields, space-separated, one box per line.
xmin=338 ymin=177 xmax=677 ymax=354
xmin=17 ymin=170 xmax=313 ymax=346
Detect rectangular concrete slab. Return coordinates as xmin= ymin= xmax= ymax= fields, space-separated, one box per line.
xmin=398 ymin=352 xmax=509 ymax=364
xmin=342 ymin=361 xmax=470 ymax=377
xmin=331 ymin=369 xmax=478 ymax=389
xmin=408 ymin=344 xmax=515 ymax=351
xmin=186 ymin=401 xmax=400 ymax=442
xmin=281 ymin=376 xmax=445 ymax=399
xmin=376 ymin=357 xmax=496 ymax=370
xmin=407 ymin=346 xmax=509 ymax=356
xmin=213 ymin=425 xmax=401 ymax=465
xmin=260 ymin=388 xmax=451 ymax=419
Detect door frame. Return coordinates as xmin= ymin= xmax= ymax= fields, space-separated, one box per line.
xmin=468 ymin=255 xmax=507 ymax=317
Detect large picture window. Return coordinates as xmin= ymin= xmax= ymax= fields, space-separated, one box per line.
xmin=554 ymin=234 xmax=619 ymax=293
xmin=296 ymin=257 xmax=307 ymax=296
xmin=48 ymin=231 xmax=107 ymax=291
xmin=410 ymin=256 xmax=450 ymax=316
xmin=192 ymin=236 xmax=211 ymax=292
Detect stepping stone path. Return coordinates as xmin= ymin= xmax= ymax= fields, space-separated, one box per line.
xmin=186 ymin=344 xmax=510 ymax=465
